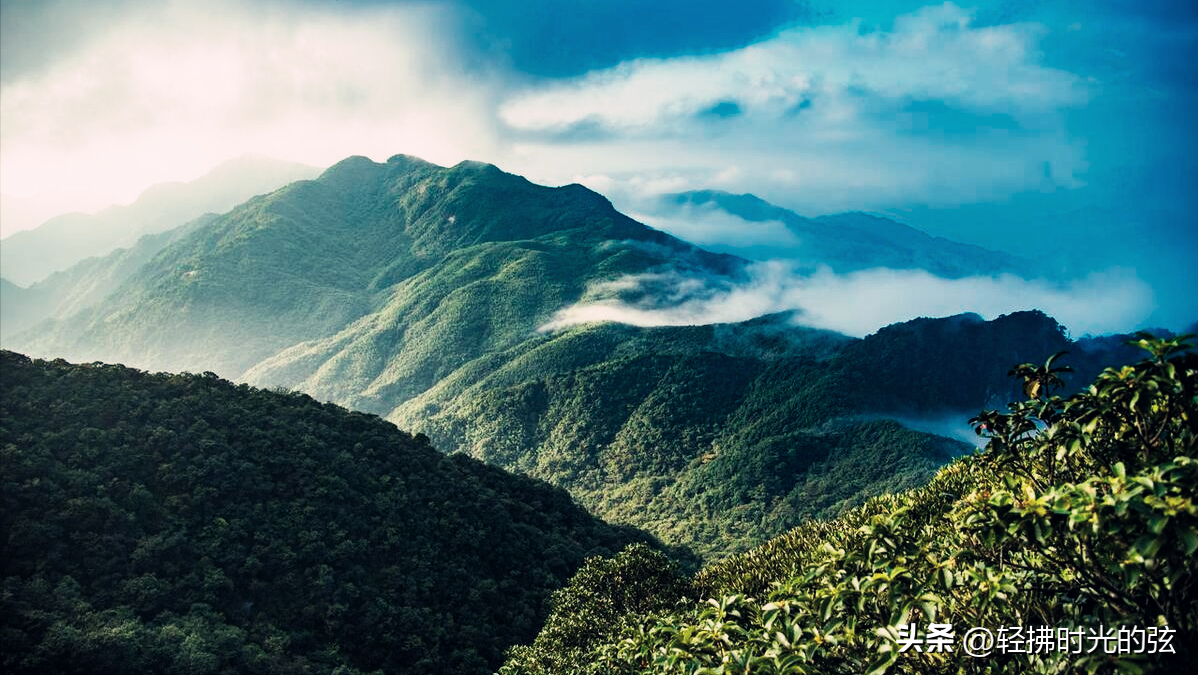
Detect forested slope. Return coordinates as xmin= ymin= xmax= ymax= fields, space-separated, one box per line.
xmin=0 ymin=350 xmax=654 ymax=675
xmin=395 ymin=310 xmax=1103 ymax=560
xmin=11 ymin=155 xmax=732 ymax=381
xmin=501 ymin=334 xmax=1197 ymax=674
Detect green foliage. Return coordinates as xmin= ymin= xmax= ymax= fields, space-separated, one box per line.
xmin=406 ymin=312 xmax=1091 ymax=561
xmin=503 ymin=334 xmax=1197 ymax=674
xmin=0 ymin=350 xmax=654 ymax=675
xmin=500 ymin=544 xmax=693 ymax=675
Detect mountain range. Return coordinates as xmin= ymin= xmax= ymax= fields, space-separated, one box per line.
xmin=2 ymin=153 xmax=1154 ymax=560
xmin=661 ymin=190 xmax=1038 ymax=278
xmin=3 ymin=152 xmax=1191 ymax=673
xmin=0 ymin=154 xmax=321 ymax=288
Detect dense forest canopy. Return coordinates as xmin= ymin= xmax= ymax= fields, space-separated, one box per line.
xmin=400 ymin=309 xmax=1157 ymax=561
xmin=500 ymin=334 xmax=1196 ymax=674
xmin=0 ymin=350 xmax=656 ymax=674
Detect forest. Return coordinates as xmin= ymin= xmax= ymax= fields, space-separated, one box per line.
xmin=2 ymin=332 xmax=1193 ymax=673
xmin=0 ymin=350 xmax=653 ymax=674
xmin=499 ymin=333 xmax=1196 ymax=674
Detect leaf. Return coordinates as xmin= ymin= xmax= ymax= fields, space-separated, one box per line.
xmin=1179 ymin=527 xmax=1198 ymax=557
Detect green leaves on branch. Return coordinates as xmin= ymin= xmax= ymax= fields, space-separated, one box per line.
xmin=506 ymin=333 xmax=1197 ymax=674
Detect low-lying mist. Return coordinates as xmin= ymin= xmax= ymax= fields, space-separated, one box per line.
xmin=876 ymin=413 xmax=988 ymax=449
xmin=539 ymin=261 xmax=1156 ymax=338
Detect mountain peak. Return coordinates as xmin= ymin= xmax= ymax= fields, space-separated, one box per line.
xmin=11 ymin=153 xmax=736 ymax=377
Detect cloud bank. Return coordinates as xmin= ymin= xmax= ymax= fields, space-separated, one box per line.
xmin=540 ymin=263 xmax=1155 ymax=338
xmin=501 ymin=4 xmax=1083 ymax=132
xmin=0 ymin=0 xmax=499 ymax=206
xmin=504 ymin=2 xmax=1091 ymax=212
xmin=2 ymin=1 xmax=1092 ymax=216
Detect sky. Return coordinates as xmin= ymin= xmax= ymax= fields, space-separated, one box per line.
xmin=1 ymin=0 xmax=1195 ymax=334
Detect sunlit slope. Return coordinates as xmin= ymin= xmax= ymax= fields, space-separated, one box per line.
xmin=0 ymin=214 xmax=216 ymax=340
xmin=0 ymin=155 xmax=321 ymax=287
xmin=14 ymin=154 xmax=732 ymax=378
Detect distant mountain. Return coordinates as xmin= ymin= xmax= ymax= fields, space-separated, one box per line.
xmin=0 ymin=190 xmax=111 ymax=239
xmin=666 ymin=190 xmax=1039 ymax=278
xmin=0 ymin=350 xmax=653 ymax=675
xmin=0 ymin=215 xmax=216 ymax=340
xmin=5 ymin=154 xmax=1140 ymax=559
xmin=0 ymin=155 xmax=321 ymax=286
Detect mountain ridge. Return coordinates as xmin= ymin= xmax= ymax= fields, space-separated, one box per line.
xmin=5 ymin=152 xmax=1158 ymax=558
xmin=0 ymin=155 xmax=322 ymax=287
xmin=666 ymin=189 xmax=1039 ymax=278
xmin=0 ymin=349 xmax=658 ymax=675
xmin=10 ymin=154 xmax=739 ymax=380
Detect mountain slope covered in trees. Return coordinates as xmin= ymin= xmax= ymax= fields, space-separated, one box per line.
xmin=392 ymin=309 xmax=1126 ymax=560
xmin=0 ymin=350 xmax=655 ymax=675
xmin=11 ymin=154 xmax=734 ymax=379
xmin=7 ymin=154 xmax=1167 ymax=561
xmin=0 ymin=215 xmax=217 ymax=340
xmin=500 ymin=334 xmax=1197 ymax=674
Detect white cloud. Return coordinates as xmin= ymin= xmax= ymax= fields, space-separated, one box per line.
xmin=0 ymin=1 xmax=1094 ymax=219
xmin=540 ymin=263 xmax=1155 ymax=338
xmin=0 ymin=0 xmax=501 ymax=205
xmin=497 ymin=2 xmax=1091 ymax=214
xmin=499 ymin=3 xmax=1085 ymax=133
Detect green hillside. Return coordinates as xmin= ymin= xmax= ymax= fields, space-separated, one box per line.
xmin=393 ymin=310 xmax=1086 ymax=561
xmin=8 ymin=153 xmax=1139 ymax=561
xmin=0 ymin=214 xmax=216 ymax=340
xmin=0 ymin=350 xmax=656 ymax=675
xmin=13 ymin=154 xmax=730 ymax=379
xmin=0 ymin=155 xmax=321 ymax=287
xmin=500 ymin=334 xmax=1197 ymax=674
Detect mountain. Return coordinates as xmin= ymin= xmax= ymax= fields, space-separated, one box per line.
xmin=666 ymin=190 xmax=1039 ymax=278
xmin=0 ymin=155 xmax=321 ymax=286
xmin=499 ymin=335 xmax=1197 ymax=674
xmin=0 ymin=350 xmax=655 ymax=675
xmin=0 ymin=215 xmax=216 ymax=340
xmin=0 ymin=189 xmax=111 ymax=239
xmin=389 ymin=310 xmax=1087 ymax=559
xmin=10 ymin=154 xmax=736 ymax=381
xmin=5 ymin=154 xmax=1141 ymax=560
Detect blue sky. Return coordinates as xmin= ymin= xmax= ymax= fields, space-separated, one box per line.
xmin=1 ymin=0 xmax=1194 ymax=333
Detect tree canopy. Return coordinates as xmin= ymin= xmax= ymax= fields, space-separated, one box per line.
xmin=500 ymin=333 xmax=1196 ymax=674
xmin=0 ymin=350 xmax=653 ymax=674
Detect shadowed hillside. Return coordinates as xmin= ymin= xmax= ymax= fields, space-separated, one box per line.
xmin=0 ymin=350 xmax=656 ymax=675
